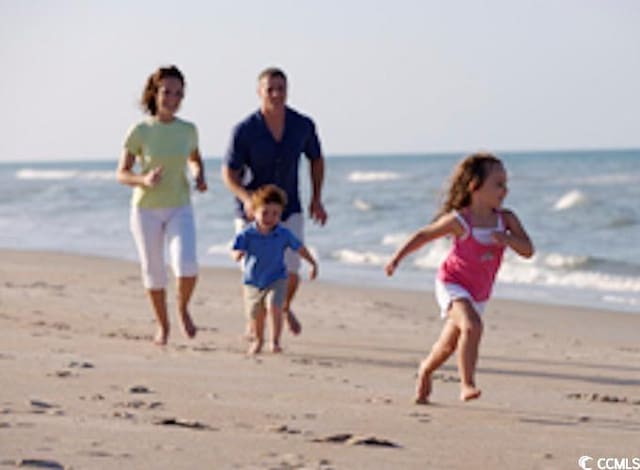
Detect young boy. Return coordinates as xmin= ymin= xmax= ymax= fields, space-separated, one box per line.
xmin=231 ymin=184 xmax=318 ymax=355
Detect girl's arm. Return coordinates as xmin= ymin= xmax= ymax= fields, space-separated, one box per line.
xmin=385 ymin=212 xmax=462 ymax=276
xmin=188 ymin=148 xmax=208 ymax=192
xmin=493 ymin=210 xmax=534 ymax=258
xmin=298 ymin=246 xmax=318 ymax=280
xmin=116 ymin=149 xmax=162 ymax=188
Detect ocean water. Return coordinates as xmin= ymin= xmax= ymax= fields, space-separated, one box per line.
xmin=1 ymin=150 xmax=639 ymax=313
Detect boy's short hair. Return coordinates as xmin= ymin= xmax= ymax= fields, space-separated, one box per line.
xmin=251 ymin=184 xmax=287 ymax=209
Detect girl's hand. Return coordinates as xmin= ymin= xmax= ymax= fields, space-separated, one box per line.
xmin=385 ymin=259 xmax=398 ymax=276
xmin=491 ymin=230 xmax=508 ymax=245
xmin=142 ymin=166 xmax=163 ymax=188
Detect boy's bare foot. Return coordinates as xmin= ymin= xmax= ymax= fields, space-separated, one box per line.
xmin=460 ymin=384 xmax=482 ymax=401
xmin=179 ymin=311 xmax=197 ymax=339
xmin=154 ymin=327 xmax=169 ymax=346
xmin=286 ymin=310 xmax=302 ymax=335
xmin=271 ymin=343 xmax=282 ymax=353
xmin=247 ymin=340 xmax=263 ymax=355
xmin=415 ymin=371 xmax=432 ymax=404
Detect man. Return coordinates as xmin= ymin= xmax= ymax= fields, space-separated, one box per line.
xmin=222 ymin=67 xmax=328 ymax=336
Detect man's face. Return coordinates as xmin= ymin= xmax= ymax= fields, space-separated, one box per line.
xmin=258 ymin=75 xmax=287 ymax=111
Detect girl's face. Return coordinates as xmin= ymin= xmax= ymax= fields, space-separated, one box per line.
xmin=255 ymin=203 xmax=283 ymax=232
xmin=155 ymin=77 xmax=184 ymax=120
xmin=473 ymin=163 xmax=508 ymax=209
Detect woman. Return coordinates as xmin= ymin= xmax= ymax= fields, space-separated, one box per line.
xmin=117 ymin=65 xmax=207 ymax=345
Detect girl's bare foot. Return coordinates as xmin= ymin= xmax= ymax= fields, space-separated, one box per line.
xmin=460 ymin=384 xmax=481 ymax=401
xmin=415 ymin=371 xmax=432 ymax=404
xmin=247 ymin=340 xmax=263 ymax=355
xmin=154 ymin=327 xmax=169 ymax=346
xmin=271 ymin=343 xmax=282 ymax=353
xmin=179 ymin=311 xmax=197 ymax=339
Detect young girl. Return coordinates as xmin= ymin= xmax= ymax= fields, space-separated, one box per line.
xmin=385 ymin=153 xmax=533 ymax=403
xmin=116 ymin=65 xmax=207 ymax=345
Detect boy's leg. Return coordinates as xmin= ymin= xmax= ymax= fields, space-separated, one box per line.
xmin=448 ymin=299 xmax=483 ymax=401
xmin=268 ymin=279 xmax=288 ymax=353
xmin=249 ymin=308 xmax=266 ymax=355
xmin=269 ymin=305 xmax=283 ymax=353
xmin=415 ymin=319 xmax=459 ymax=403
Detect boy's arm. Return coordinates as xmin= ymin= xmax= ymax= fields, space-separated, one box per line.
xmin=231 ymin=250 xmax=245 ymax=262
xmin=385 ymin=212 xmax=462 ymax=276
xmin=298 ymin=245 xmax=318 ymax=280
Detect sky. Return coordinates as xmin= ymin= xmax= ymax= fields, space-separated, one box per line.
xmin=1 ymin=0 xmax=639 ymax=162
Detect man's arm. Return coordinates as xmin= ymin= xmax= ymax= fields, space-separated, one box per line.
xmin=308 ymin=157 xmax=327 ymax=225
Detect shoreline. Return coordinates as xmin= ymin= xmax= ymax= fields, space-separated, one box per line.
xmin=1 ymin=249 xmax=639 ymax=469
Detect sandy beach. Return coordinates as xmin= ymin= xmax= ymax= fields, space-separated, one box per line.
xmin=1 ymin=249 xmax=638 ymax=469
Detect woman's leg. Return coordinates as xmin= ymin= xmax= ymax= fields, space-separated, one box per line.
xmin=130 ymin=207 xmax=169 ymax=344
xmin=167 ymin=205 xmax=198 ymax=339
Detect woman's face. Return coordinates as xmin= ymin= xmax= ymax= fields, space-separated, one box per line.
xmin=155 ymin=77 xmax=184 ymax=119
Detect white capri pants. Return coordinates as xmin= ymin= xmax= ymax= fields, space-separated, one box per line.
xmin=130 ymin=204 xmax=198 ymax=289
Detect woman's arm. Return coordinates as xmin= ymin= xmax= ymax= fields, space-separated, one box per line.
xmin=188 ymin=148 xmax=208 ymax=192
xmin=116 ymin=149 xmax=162 ymax=188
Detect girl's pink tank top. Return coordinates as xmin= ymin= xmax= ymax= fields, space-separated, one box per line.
xmin=437 ymin=209 xmax=506 ymax=302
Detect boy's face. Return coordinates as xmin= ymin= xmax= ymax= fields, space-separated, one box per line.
xmin=255 ymin=202 xmax=283 ymax=231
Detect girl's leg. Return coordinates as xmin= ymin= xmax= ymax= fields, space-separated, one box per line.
xmin=415 ymin=319 xmax=459 ymax=403
xmin=269 ymin=305 xmax=283 ymax=353
xmin=448 ymin=299 xmax=483 ymax=401
xmin=167 ymin=205 xmax=198 ymax=339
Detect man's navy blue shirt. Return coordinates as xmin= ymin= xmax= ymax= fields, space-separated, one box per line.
xmin=224 ymin=107 xmax=322 ymax=221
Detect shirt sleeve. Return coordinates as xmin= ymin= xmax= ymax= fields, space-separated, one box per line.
xmin=303 ymin=118 xmax=322 ymax=160
xmin=285 ymin=229 xmax=302 ymax=251
xmin=232 ymin=232 xmax=247 ymax=251
xmin=124 ymin=123 xmax=143 ymax=155
xmin=190 ymin=123 xmax=199 ymax=153
xmin=224 ymin=122 xmax=247 ymax=170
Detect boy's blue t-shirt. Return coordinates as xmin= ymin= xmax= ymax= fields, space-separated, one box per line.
xmin=232 ymin=223 xmax=302 ymax=289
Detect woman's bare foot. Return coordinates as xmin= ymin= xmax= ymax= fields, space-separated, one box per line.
xmin=247 ymin=340 xmax=263 ymax=355
xmin=270 ymin=343 xmax=282 ymax=353
xmin=154 ymin=327 xmax=169 ymax=346
xmin=460 ymin=384 xmax=482 ymax=401
xmin=414 ymin=371 xmax=432 ymax=404
xmin=179 ymin=311 xmax=197 ymax=339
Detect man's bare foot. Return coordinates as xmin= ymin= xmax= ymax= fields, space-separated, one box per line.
xmin=179 ymin=311 xmax=197 ymax=339
xmin=154 ymin=327 xmax=169 ymax=346
xmin=415 ymin=371 xmax=432 ymax=404
xmin=460 ymin=384 xmax=482 ymax=401
xmin=270 ymin=343 xmax=282 ymax=353
xmin=247 ymin=340 xmax=263 ymax=355
xmin=285 ymin=310 xmax=302 ymax=335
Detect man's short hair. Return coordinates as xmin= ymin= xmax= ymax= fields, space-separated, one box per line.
xmin=258 ymin=67 xmax=287 ymax=83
